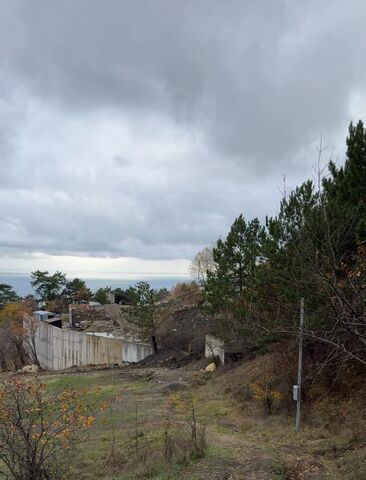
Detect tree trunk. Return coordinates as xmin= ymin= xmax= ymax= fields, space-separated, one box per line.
xmin=0 ymin=354 xmax=6 ymax=371
xmin=151 ymin=335 xmax=158 ymax=354
xmin=29 ymin=338 xmax=40 ymax=366
xmin=14 ymin=340 xmax=26 ymax=366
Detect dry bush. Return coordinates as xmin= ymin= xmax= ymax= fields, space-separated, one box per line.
xmin=249 ymin=378 xmax=282 ymax=416
xmin=170 ymin=282 xmax=203 ymax=306
xmin=309 ymin=396 xmax=366 ymax=444
xmin=45 ymin=298 xmax=66 ymax=314
xmin=165 ymin=393 xmax=206 ymax=461
xmin=0 ymin=377 xmax=95 ymax=480
xmin=0 ymin=302 xmax=31 ymax=370
xmin=222 ymin=349 xmax=294 ymax=415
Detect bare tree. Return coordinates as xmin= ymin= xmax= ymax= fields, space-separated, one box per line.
xmin=23 ymin=313 xmax=40 ymax=366
xmin=189 ymin=247 xmax=215 ymax=286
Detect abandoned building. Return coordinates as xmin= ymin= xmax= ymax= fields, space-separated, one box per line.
xmin=33 ymin=310 xmax=62 ymax=329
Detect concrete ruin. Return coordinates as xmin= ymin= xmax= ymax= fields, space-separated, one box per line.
xmin=33 ymin=318 xmax=153 ymax=370
xmin=205 ymin=334 xmax=225 ymax=365
xmin=69 ymin=303 xmax=113 ymax=330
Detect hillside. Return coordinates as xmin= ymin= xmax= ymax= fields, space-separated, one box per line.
xmin=27 ymin=357 xmax=365 ymax=480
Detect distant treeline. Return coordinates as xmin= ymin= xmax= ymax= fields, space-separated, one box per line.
xmin=0 ymin=273 xmax=169 ymax=309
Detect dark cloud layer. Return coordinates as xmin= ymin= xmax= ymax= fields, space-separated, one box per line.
xmin=0 ymin=1 xmax=365 ymax=265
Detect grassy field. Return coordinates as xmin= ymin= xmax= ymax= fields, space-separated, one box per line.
xmin=40 ymin=366 xmax=365 ymax=480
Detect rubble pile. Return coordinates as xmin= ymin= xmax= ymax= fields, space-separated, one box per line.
xmin=70 ymin=304 xmax=114 ymax=331
xmin=156 ymin=305 xmax=211 ymax=354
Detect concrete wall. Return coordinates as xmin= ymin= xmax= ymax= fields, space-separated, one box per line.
xmin=205 ymin=334 xmax=225 ymax=365
xmin=34 ymin=319 xmax=153 ymax=370
xmin=123 ymin=341 xmax=153 ymax=363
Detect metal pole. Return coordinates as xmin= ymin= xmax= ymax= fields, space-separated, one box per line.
xmin=296 ymin=297 xmax=304 ymax=430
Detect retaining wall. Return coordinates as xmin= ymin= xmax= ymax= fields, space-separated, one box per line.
xmin=34 ymin=320 xmax=153 ymax=370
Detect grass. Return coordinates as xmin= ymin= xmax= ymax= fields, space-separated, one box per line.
xmin=37 ymin=367 xmax=366 ymax=480
xmin=42 ymin=370 xmax=204 ymax=480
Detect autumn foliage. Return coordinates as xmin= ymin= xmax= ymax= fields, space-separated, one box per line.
xmin=0 ymin=377 xmax=95 ymax=480
xmin=250 ymin=380 xmax=282 ymax=416
xmin=0 ymin=302 xmax=29 ymax=369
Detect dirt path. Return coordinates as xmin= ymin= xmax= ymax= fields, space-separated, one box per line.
xmin=116 ymin=366 xmax=328 ymax=480
xmin=113 ymin=367 xmax=278 ymax=479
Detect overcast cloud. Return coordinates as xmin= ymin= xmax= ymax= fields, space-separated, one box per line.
xmin=0 ymin=1 xmax=365 ymax=276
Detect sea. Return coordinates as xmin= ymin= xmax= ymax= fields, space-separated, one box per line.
xmin=0 ymin=274 xmax=189 ymax=297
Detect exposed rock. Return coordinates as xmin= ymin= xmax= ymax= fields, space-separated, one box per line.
xmin=18 ymin=364 xmax=39 ymax=374
xmin=205 ymin=362 xmax=217 ymax=373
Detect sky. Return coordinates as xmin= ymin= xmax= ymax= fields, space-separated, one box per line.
xmin=1 ymin=0 xmax=366 ymax=279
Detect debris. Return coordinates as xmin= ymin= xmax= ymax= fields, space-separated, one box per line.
xmin=18 ymin=364 xmax=39 ymax=374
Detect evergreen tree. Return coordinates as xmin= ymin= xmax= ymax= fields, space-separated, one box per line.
xmin=197 ymin=121 xmax=366 ymax=363
xmin=62 ymin=278 xmax=92 ymax=303
xmin=93 ymin=287 xmax=112 ymax=304
xmin=30 ymin=271 xmax=67 ymax=301
xmin=205 ymin=215 xmax=265 ymax=311
xmin=324 ymin=120 xmax=366 ymax=242
xmin=128 ymin=281 xmax=159 ymax=353
xmin=0 ymin=284 xmax=18 ymax=308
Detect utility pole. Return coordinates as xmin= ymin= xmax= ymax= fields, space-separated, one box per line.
xmin=296 ymin=297 xmax=304 ymax=430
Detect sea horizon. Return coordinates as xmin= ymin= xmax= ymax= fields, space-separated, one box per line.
xmin=0 ymin=273 xmax=190 ymax=297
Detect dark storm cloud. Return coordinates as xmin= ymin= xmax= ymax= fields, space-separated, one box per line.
xmin=0 ymin=0 xmax=365 ymax=263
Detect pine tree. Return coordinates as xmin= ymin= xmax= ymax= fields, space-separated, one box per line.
xmin=324 ymin=120 xmax=366 ymax=242
xmin=205 ymin=215 xmax=264 ymax=310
